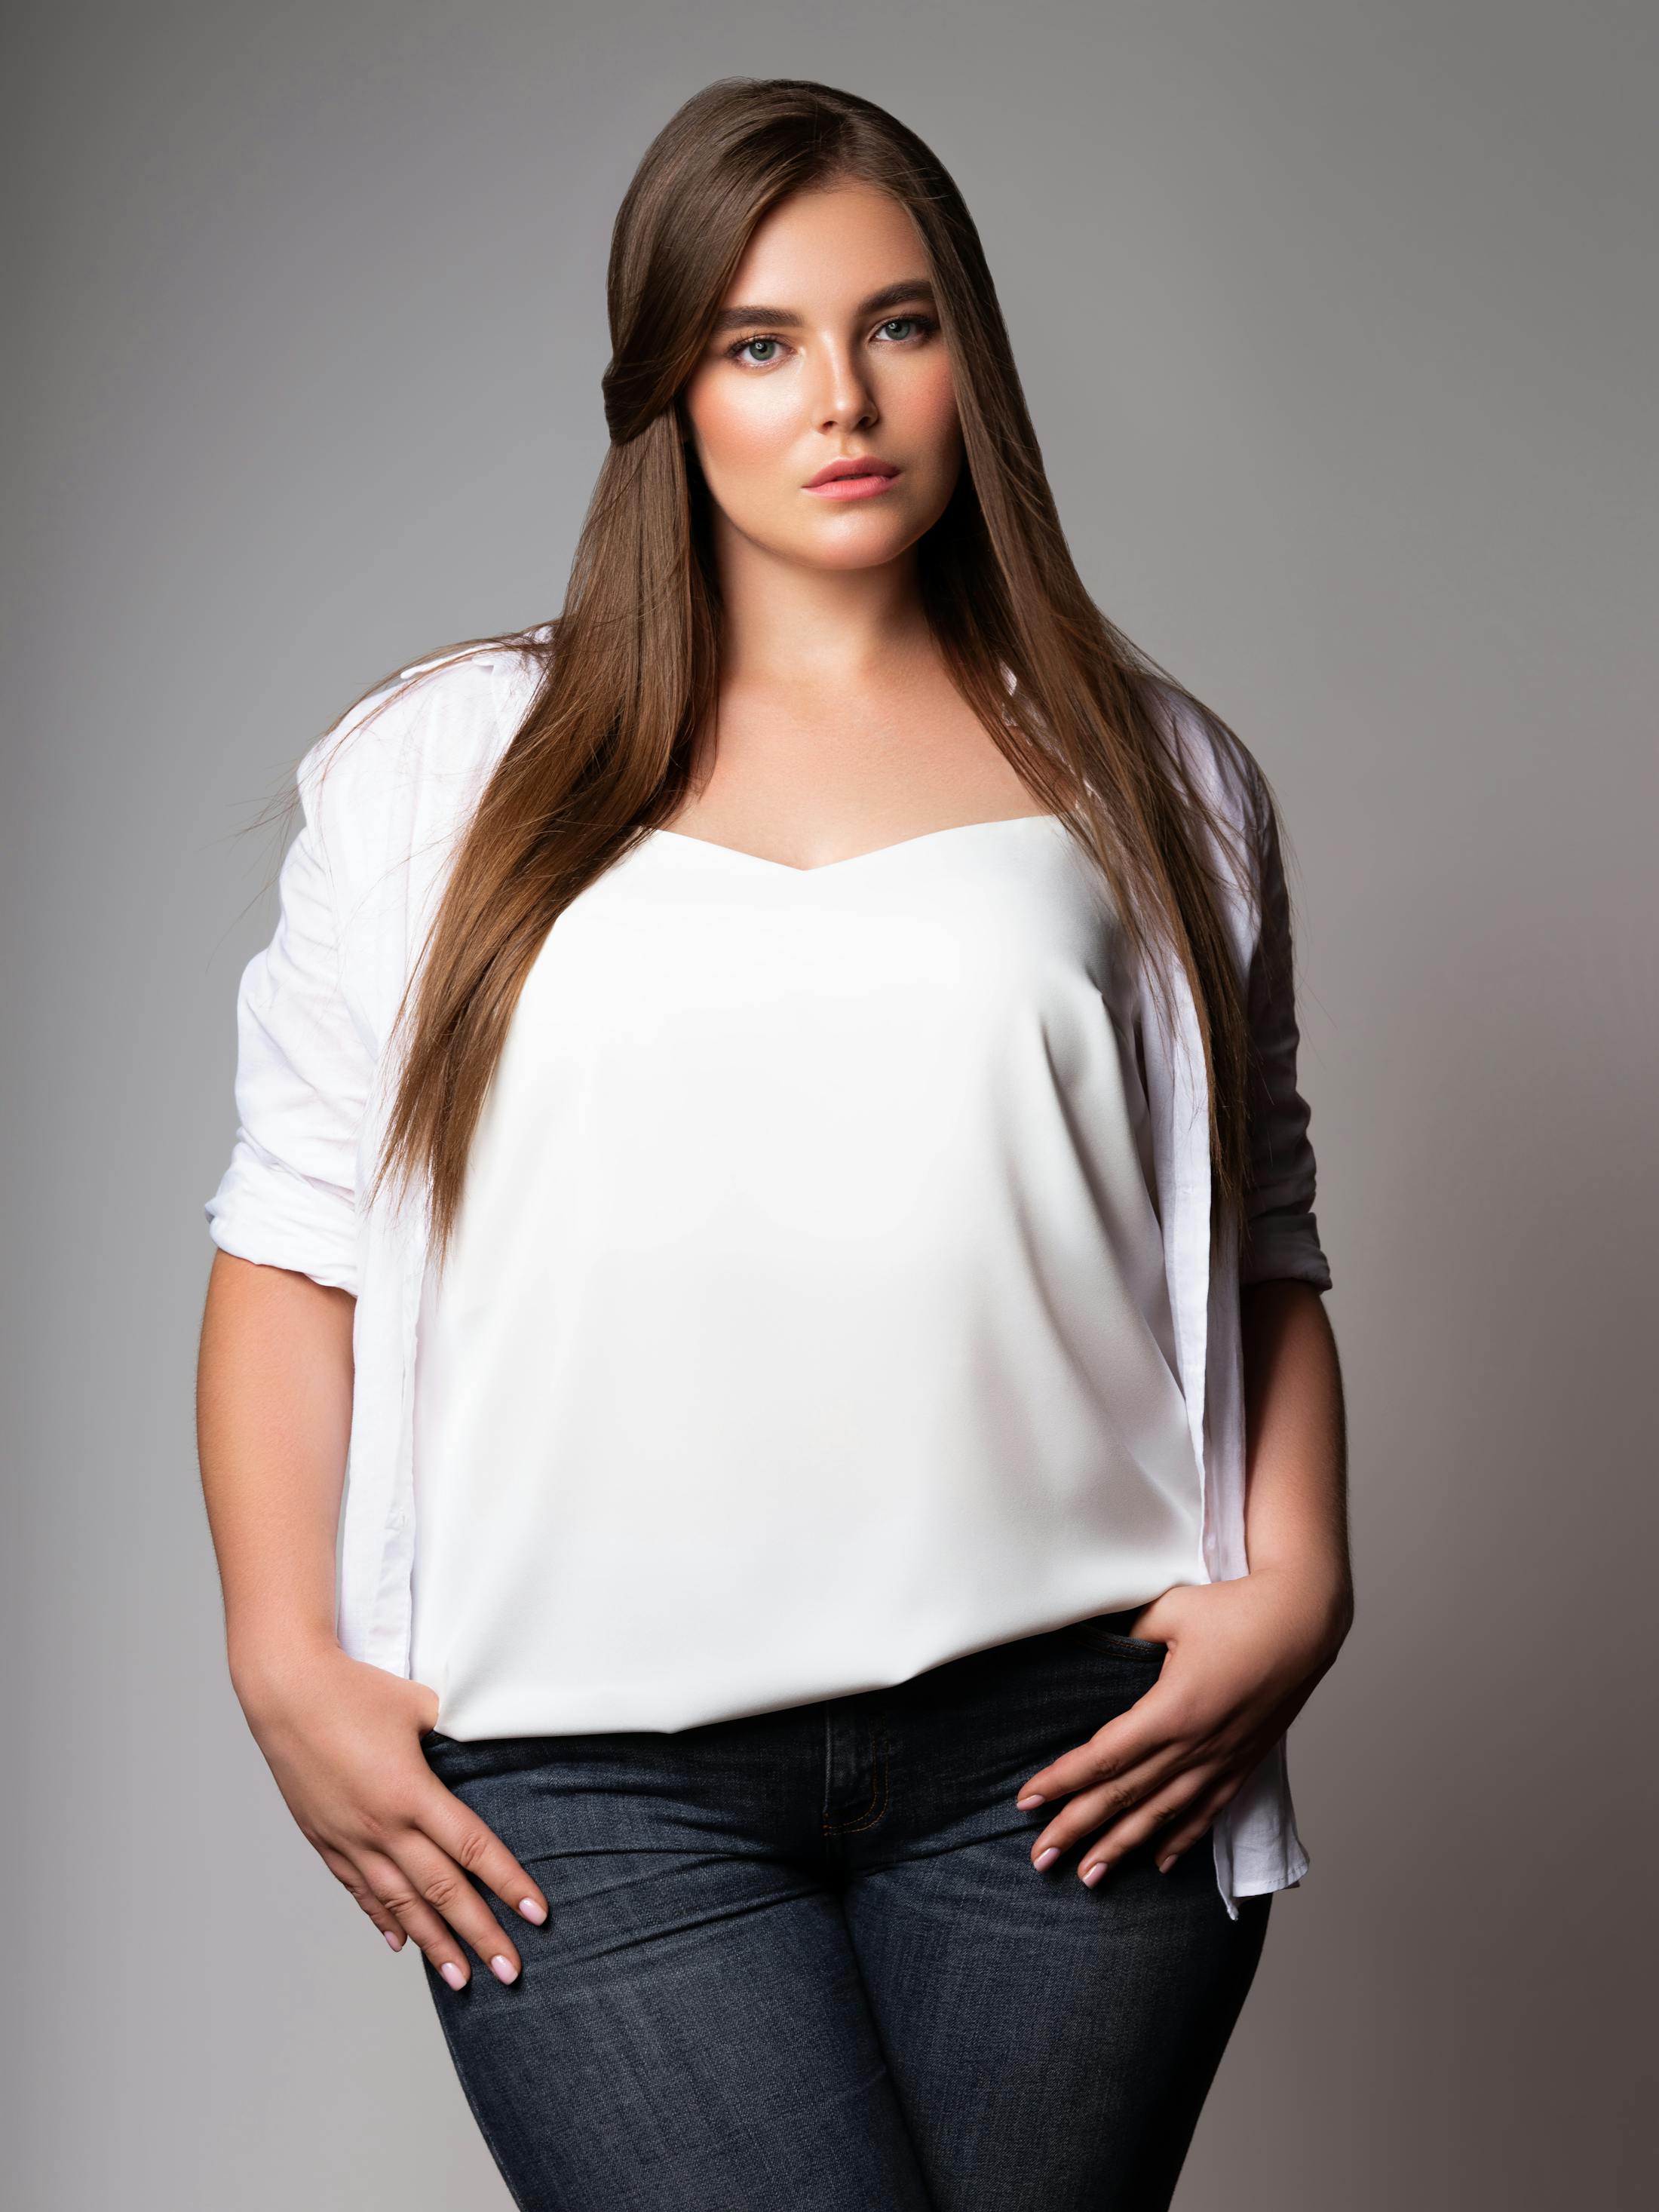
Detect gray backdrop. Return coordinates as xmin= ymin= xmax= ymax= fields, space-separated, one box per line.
xmin=6 ymin=3 xmax=1654 ymax=2206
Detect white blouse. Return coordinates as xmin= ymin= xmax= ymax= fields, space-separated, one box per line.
xmin=203 ymin=634 xmax=1334 ymax=1919
xmin=409 ymin=815 xmax=1208 ymax=1740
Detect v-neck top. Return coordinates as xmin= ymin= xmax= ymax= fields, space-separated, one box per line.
xmin=408 ymin=811 xmax=1210 ymax=1738
xmin=207 ymin=638 xmax=1334 ymax=1910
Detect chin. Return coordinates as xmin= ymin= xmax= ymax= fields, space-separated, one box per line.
xmin=794 ymin=511 xmax=928 ymax=564
xmin=800 ymin=543 xmax=913 ymax=575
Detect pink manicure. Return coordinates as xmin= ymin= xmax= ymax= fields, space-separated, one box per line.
xmin=519 ymin=1897 xmax=548 ymax=1925
xmin=490 ymin=1955 xmax=519 ymax=1984
xmin=383 ymin=1929 xmax=403 ymax=1952
xmin=440 ymin=1961 xmax=467 ymax=1990
xmin=1033 ymin=1846 xmax=1060 ymax=1871
xmin=1017 ymin=1793 xmax=1046 ymax=1810
xmin=1081 ymin=1863 xmax=1106 ymax=1888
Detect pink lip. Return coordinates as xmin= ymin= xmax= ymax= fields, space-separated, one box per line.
xmin=803 ymin=469 xmax=902 ymax=502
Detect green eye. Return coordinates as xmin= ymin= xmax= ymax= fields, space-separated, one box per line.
xmin=872 ymin=314 xmax=939 ymax=346
xmin=726 ymin=333 xmax=789 ymax=367
xmin=725 ymin=312 xmax=937 ymax=367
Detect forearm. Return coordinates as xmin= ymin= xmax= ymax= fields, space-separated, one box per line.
xmin=1238 ymin=1278 xmax=1353 ymax=1641
xmin=195 ymin=1248 xmax=357 ymax=1710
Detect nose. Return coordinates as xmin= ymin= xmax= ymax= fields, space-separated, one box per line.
xmin=810 ymin=335 xmax=878 ymax=434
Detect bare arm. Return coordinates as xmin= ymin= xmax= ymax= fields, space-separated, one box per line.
xmin=197 ymin=1250 xmax=355 ymax=1688
xmin=195 ymin=1250 xmax=549 ymax=1986
xmin=1238 ymin=1277 xmax=1352 ymax=1637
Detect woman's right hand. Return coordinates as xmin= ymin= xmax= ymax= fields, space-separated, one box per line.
xmin=234 ymin=1637 xmax=550 ymax=1990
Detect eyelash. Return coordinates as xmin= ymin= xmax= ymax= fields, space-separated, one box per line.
xmin=723 ymin=314 xmax=939 ymax=367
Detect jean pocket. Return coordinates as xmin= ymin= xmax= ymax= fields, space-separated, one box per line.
xmin=1061 ymin=1612 xmax=1169 ymax=1661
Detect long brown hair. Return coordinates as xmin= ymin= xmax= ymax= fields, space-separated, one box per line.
xmin=351 ymin=77 xmax=1282 ymax=1266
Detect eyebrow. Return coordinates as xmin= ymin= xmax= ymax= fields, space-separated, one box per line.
xmin=709 ymin=279 xmax=937 ymax=336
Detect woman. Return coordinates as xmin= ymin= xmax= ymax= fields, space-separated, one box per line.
xmin=197 ymin=75 xmax=1351 ymax=2212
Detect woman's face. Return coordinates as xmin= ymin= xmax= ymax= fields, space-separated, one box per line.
xmin=679 ymin=179 xmax=964 ymax=574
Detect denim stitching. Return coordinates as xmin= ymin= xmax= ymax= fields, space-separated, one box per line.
xmin=1066 ymin=1625 xmax=1167 ymax=1660
xmin=822 ymin=1717 xmax=890 ymax=1835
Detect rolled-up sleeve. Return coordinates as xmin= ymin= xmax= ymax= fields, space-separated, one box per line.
xmin=1238 ymin=769 xmax=1334 ymax=1292
xmin=204 ymin=744 xmax=373 ymax=1293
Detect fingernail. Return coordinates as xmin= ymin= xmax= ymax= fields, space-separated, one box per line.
xmin=1081 ymin=1862 xmax=1106 ymax=1888
xmin=1017 ymin=1793 xmax=1046 ymax=1809
xmin=519 ymin=1897 xmax=547 ymax=1925
xmin=1033 ymin=1846 xmax=1060 ymax=1871
xmin=382 ymin=1929 xmax=403 ymax=1952
xmin=440 ymin=1961 xmax=467 ymax=1990
xmin=1158 ymin=1854 xmax=1176 ymax=1874
xmin=490 ymin=1955 xmax=519 ymax=1984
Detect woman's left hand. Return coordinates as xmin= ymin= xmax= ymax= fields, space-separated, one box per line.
xmin=1014 ymin=1566 xmax=1352 ymax=1883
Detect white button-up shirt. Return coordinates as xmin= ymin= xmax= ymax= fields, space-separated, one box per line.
xmin=204 ymin=631 xmax=1335 ymax=1921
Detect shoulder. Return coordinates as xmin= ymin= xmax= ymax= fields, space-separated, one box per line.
xmin=296 ymin=626 xmax=550 ymax=873
xmin=1140 ymin=676 xmax=1266 ymax=845
xmin=301 ymin=627 xmax=548 ymax=805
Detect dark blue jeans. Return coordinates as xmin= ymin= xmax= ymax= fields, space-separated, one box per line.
xmin=419 ymin=1611 xmax=1272 ymax=2210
